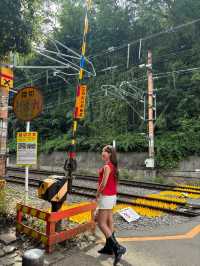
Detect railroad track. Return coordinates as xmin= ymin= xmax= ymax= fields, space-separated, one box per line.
xmin=6 ymin=175 xmax=40 ymax=187
xmin=4 ymin=175 xmax=200 ymax=217
xmin=72 ymin=186 xmax=200 ymax=217
xmin=7 ymin=167 xmax=200 ymax=195
xmin=7 ymin=166 xmax=65 ymax=177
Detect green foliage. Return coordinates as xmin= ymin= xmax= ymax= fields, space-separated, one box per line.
xmin=0 ymin=0 xmax=43 ymax=58
xmin=8 ymin=138 xmax=16 ymax=153
xmin=156 ymin=118 xmax=200 ymax=168
xmin=39 ymin=132 xmax=147 ymax=153
xmin=8 ymin=0 xmax=200 ymax=170
xmin=41 ymin=135 xmax=71 ymax=153
xmin=112 ymin=133 xmax=147 ymax=152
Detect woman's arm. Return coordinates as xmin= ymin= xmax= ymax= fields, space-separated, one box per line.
xmin=96 ymin=165 xmax=110 ymax=198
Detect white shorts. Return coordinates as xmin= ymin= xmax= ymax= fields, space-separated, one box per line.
xmin=98 ymin=195 xmax=117 ymax=210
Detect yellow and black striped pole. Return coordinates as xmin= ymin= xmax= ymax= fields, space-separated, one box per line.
xmin=64 ymin=0 xmax=92 ymax=193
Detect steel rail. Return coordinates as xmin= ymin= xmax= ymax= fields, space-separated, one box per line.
xmin=4 ymin=176 xmax=200 ymax=217
xmin=72 ymin=186 xmax=200 ymax=217
xmin=71 ymin=185 xmax=199 ymax=208
xmin=6 ymin=167 xmax=200 ymax=194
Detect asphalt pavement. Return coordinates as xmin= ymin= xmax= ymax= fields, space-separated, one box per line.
xmin=53 ymin=216 xmax=200 ymax=266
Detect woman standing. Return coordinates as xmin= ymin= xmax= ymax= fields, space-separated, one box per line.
xmin=96 ymin=145 xmax=126 ymax=266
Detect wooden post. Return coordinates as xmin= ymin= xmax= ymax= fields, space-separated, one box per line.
xmin=46 ymin=219 xmax=56 ymax=253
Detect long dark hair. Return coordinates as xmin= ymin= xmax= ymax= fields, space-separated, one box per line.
xmin=104 ymin=145 xmax=119 ymax=180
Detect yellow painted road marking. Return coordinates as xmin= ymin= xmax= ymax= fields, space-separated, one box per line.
xmin=118 ymin=224 xmax=200 ymax=242
xmin=97 ymin=224 xmax=200 ymax=243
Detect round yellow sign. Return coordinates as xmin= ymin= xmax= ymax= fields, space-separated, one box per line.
xmin=13 ymin=87 xmax=43 ymax=121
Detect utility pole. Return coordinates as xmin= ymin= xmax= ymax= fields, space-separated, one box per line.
xmin=0 ymin=66 xmax=13 ymax=177
xmin=146 ymin=49 xmax=155 ymax=168
xmin=0 ymin=86 xmax=8 ymax=178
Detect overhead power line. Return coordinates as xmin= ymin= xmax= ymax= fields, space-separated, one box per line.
xmin=136 ymin=65 xmax=200 ymax=83
xmin=89 ymin=17 xmax=200 ymax=59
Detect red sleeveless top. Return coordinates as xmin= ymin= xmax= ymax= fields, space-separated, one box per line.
xmin=98 ymin=162 xmax=117 ymax=196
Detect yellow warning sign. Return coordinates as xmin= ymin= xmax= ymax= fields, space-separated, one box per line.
xmin=17 ymin=132 xmax=38 ymax=143
xmin=74 ymin=85 xmax=87 ymax=119
xmin=17 ymin=132 xmax=38 ymax=165
xmin=0 ymin=67 xmax=14 ymax=90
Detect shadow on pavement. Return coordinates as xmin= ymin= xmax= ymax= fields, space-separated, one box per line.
xmin=97 ymin=254 xmax=134 ymax=266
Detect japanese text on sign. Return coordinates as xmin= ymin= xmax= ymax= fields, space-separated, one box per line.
xmin=13 ymin=87 xmax=43 ymax=121
xmin=17 ymin=132 xmax=38 ymax=166
xmin=74 ymin=85 xmax=87 ymax=119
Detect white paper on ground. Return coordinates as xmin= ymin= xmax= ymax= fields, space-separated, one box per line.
xmin=118 ymin=207 xmax=140 ymax=223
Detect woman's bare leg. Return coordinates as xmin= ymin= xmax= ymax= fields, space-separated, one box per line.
xmin=107 ymin=210 xmax=114 ymax=233
xmin=98 ymin=210 xmax=112 ymax=238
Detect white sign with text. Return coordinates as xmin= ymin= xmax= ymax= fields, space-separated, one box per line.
xmin=118 ymin=207 xmax=140 ymax=223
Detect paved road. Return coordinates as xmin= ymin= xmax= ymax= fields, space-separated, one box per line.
xmin=54 ymin=235 xmax=200 ymax=266
xmin=46 ymin=217 xmax=200 ymax=266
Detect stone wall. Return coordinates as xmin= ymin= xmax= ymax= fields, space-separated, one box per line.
xmin=8 ymin=151 xmax=148 ymax=177
xmin=8 ymin=152 xmax=200 ymax=178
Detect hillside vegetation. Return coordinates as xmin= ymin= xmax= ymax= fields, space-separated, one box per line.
xmin=5 ymin=0 xmax=200 ymax=168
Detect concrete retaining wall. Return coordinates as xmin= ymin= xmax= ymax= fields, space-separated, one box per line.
xmin=8 ymin=151 xmax=148 ymax=178
xmin=8 ymin=152 xmax=200 ymax=179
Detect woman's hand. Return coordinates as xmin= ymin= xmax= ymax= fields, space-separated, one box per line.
xmin=97 ymin=165 xmax=110 ymax=200
xmin=96 ymin=191 xmax=100 ymax=201
xmin=94 ymin=208 xmax=99 ymax=222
